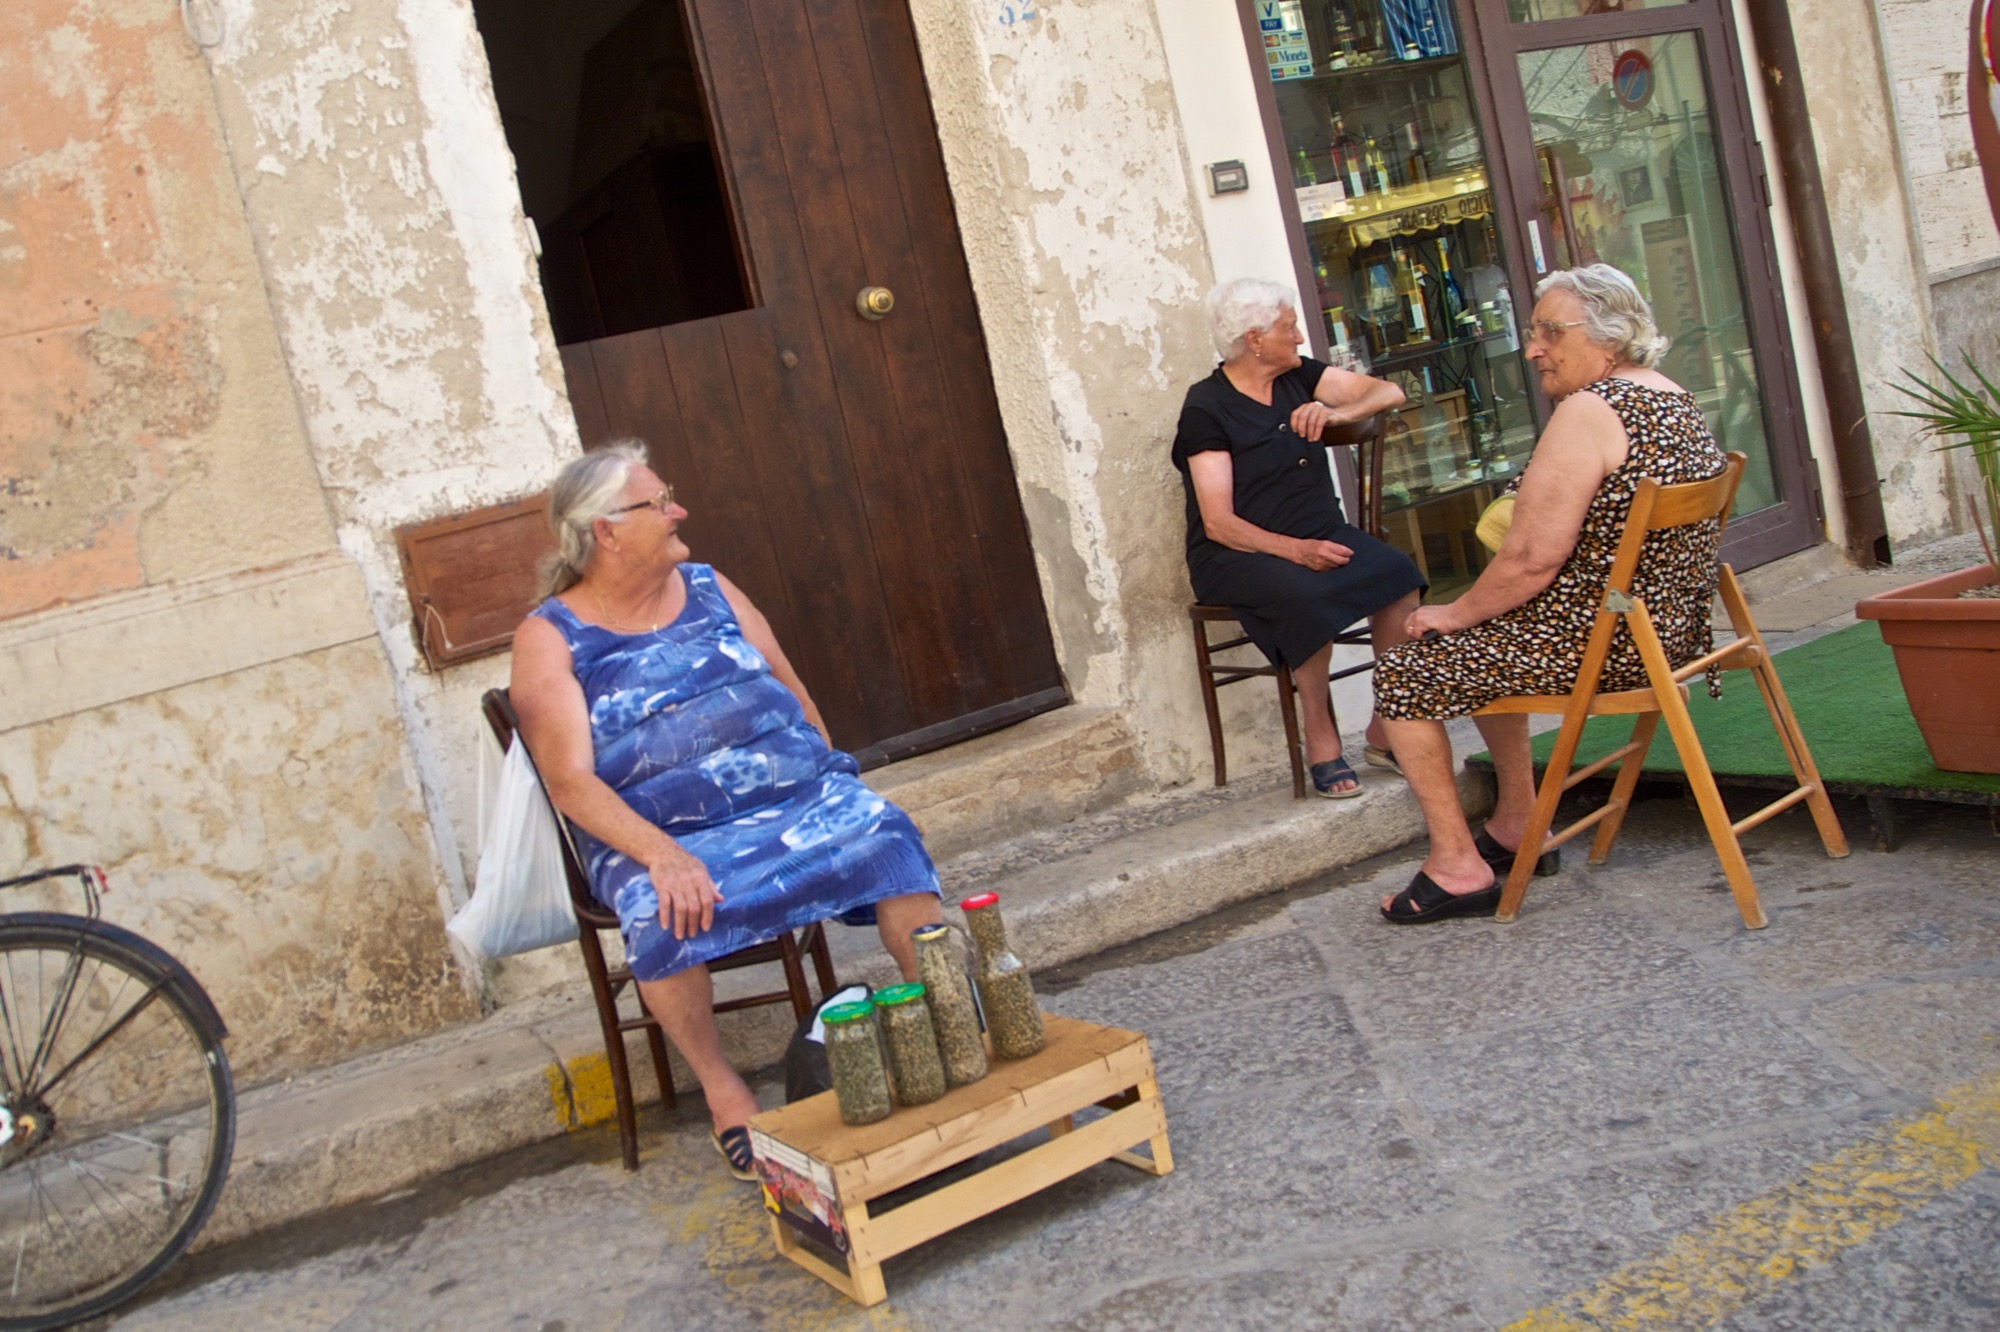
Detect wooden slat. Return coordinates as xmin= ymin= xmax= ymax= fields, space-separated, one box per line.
xmin=845 ymin=1097 xmax=1168 ymax=1267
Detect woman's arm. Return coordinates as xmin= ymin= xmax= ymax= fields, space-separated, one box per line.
xmin=1405 ymin=390 xmax=1629 ymax=637
xmin=1289 ymin=366 xmax=1406 ymax=442
xmin=509 ymin=614 xmax=721 ymax=939
xmin=1188 ymin=449 xmax=1353 ymax=572
xmin=716 ymin=572 xmax=832 ymax=746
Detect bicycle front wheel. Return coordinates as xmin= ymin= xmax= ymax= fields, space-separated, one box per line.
xmin=0 ymin=918 xmax=233 ymax=1329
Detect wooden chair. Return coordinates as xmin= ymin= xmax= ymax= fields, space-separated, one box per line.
xmin=1474 ymin=452 xmax=1849 ymax=928
xmin=479 ymin=688 xmax=838 ymax=1170
xmin=1190 ymin=416 xmax=1387 ymax=799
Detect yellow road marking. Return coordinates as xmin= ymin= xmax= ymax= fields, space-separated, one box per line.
xmin=544 ymin=1052 xmax=621 ymax=1130
xmin=1505 ymin=1074 xmax=2000 ymax=1330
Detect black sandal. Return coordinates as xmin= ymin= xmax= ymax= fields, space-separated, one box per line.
xmin=1380 ymin=870 xmax=1502 ymax=924
xmin=711 ymin=1125 xmax=756 ymax=1182
xmin=1474 ymin=829 xmax=1561 ymax=879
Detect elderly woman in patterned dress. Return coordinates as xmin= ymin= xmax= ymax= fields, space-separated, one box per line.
xmin=1373 ymin=265 xmax=1727 ymax=924
xmin=510 ymin=442 xmax=943 ymax=1176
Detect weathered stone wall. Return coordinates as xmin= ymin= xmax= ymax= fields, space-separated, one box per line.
xmin=195 ymin=0 xmax=586 ymax=1005
xmin=1878 ymin=0 xmax=2000 ymax=533
xmin=902 ymin=0 xmax=1227 ymax=783
xmin=1787 ymin=0 xmax=1960 ymax=548
xmin=0 ymin=1 xmax=475 ymax=1079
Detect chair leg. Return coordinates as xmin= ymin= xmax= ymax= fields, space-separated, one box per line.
xmin=802 ymin=920 xmax=838 ymax=1000
xmin=579 ymin=936 xmax=643 ymax=1171
xmin=1632 ymin=606 xmax=1768 ymax=929
xmin=1588 ymin=712 xmax=1661 ymax=865
xmin=1275 ymin=666 xmax=1306 ymax=800
xmin=1718 ymin=569 xmax=1849 ymax=860
xmin=1496 ymin=696 xmax=1598 ymax=923
xmin=1191 ymin=621 xmax=1230 ymax=788
xmin=777 ymin=931 xmax=814 ymax=1021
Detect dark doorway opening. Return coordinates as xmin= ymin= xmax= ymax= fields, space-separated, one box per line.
xmin=473 ymin=0 xmax=751 ymax=343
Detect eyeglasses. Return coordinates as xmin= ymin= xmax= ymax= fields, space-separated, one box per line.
xmin=608 ymin=486 xmax=675 ymax=517
xmin=1525 ymin=318 xmax=1588 ymax=345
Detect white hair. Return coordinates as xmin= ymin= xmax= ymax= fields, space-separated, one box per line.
xmin=539 ymin=439 xmax=648 ymax=597
xmin=1534 ymin=264 xmax=1671 ymax=368
xmin=1206 ymin=278 xmax=1298 ymax=361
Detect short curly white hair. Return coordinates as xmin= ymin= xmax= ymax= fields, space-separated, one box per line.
xmin=1206 ymin=277 xmax=1298 ymax=361
xmin=1533 ymin=264 xmax=1671 ymax=368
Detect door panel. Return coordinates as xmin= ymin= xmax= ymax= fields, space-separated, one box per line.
xmin=543 ymin=0 xmax=1066 ymax=761
xmin=1472 ymin=0 xmax=1824 ymax=565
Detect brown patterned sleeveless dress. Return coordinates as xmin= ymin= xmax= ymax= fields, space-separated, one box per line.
xmin=1373 ymin=377 xmax=1726 ymax=721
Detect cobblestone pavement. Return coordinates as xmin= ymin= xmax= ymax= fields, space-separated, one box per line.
xmin=108 ymin=792 xmax=2000 ymax=1331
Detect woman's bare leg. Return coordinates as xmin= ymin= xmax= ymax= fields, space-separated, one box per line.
xmin=637 ymin=966 xmax=759 ymax=1132
xmin=1473 ymin=712 xmax=1537 ymax=850
xmin=1378 ymin=715 xmax=1493 ymax=905
xmin=874 ymin=891 xmax=945 ymax=979
xmin=1364 ymin=591 xmax=1422 ymax=751
xmin=1292 ymin=640 xmax=1342 ymax=767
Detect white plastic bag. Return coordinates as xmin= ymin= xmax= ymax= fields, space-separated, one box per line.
xmin=448 ymin=735 xmax=579 ymax=958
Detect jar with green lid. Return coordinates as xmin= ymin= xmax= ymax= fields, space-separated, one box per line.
xmin=960 ymin=892 xmax=1044 ymax=1059
xmin=911 ymin=923 xmax=987 ymax=1087
xmin=822 ymin=999 xmax=892 ymax=1125
xmin=874 ymin=982 xmax=947 ymax=1106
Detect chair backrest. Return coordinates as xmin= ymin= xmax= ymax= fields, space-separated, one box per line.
xmin=480 ymin=687 xmax=608 ymax=923
xmin=1601 ymin=451 xmax=1747 ymax=597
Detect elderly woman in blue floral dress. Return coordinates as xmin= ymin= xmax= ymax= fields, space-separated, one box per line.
xmin=511 ymin=442 xmax=942 ymax=1179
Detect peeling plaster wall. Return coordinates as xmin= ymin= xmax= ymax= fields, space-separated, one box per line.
xmin=196 ymin=0 xmax=582 ymax=938
xmin=902 ymin=0 xmax=1224 ymax=782
xmin=0 ymin=641 xmax=476 ymax=1076
xmin=0 ymin=0 xmax=330 ymax=614
xmin=1791 ymin=0 xmax=1961 ymax=546
xmin=1 ymin=2 xmax=472 ymax=1079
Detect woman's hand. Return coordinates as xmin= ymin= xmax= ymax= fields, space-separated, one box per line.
xmin=647 ymin=839 xmax=723 ymax=940
xmin=1288 ymin=399 xmax=1346 ymax=442
xmin=1291 ymin=538 xmax=1354 ymax=571
xmin=1404 ymin=602 xmax=1461 ymax=640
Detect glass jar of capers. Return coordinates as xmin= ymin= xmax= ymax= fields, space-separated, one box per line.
xmin=821 ymin=999 xmax=892 ymax=1125
xmin=961 ymin=892 xmax=1045 ymax=1060
xmin=912 ymin=923 xmax=988 ymax=1087
xmin=875 ymin=982 xmax=947 ymax=1106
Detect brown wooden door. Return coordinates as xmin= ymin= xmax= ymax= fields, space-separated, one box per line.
xmin=556 ymin=0 xmax=1065 ymax=766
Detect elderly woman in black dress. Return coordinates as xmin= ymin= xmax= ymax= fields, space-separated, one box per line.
xmin=1173 ymin=278 xmax=1427 ymax=797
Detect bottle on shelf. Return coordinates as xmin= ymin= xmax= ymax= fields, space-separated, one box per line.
xmin=1292 ymin=142 xmax=1317 ymax=187
xmin=1435 ymin=235 xmax=1473 ymax=334
xmin=1322 ymin=0 xmax=1360 ymax=69
xmin=1331 ymin=115 xmax=1366 ymax=198
xmin=1402 ymin=121 xmax=1429 ymax=186
xmin=1392 ymin=242 xmax=1432 ymax=346
xmin=1365 ymin=137 xmax=1393 ymax=194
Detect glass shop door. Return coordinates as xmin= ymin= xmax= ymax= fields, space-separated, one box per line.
xmin=1477 ymin=0 xmax=1824 ymax=566
xmin=1244 ymin=0 xmax=1543 ymax=598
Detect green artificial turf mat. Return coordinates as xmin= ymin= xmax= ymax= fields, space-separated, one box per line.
xmin=1469 ymin=621 xmax=2000 ymax=798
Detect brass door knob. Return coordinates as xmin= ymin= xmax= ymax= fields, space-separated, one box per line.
xmin=856 ymin=286 xmax=895 ymax=320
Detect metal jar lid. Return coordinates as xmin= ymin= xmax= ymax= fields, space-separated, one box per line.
xmin=874 ymin=982 xmax=926 ymax=1006
xmin=911 ymin=923 xmax=951 ymax=942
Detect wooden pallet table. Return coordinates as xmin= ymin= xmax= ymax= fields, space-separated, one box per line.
xmin=747 ymin=1014 xmax=1172 ymax=1306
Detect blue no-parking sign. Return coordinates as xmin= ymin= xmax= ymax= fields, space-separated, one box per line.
xmin=1612 ymin=50 xmax=1654 ymax=111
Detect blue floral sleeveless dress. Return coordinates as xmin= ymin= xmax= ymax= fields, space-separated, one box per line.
xmin=528 ymin=563 xmax=940 ymax=981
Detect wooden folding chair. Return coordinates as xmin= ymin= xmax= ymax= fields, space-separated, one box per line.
xmin=480 ymin=688 xmax=837 ymax=1170
xmin=1189 ymin=415 xmax=1388 ymax=799
xmin=1475 ymin=452 xmax=1849 ymax=928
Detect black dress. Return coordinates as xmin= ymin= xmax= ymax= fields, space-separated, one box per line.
xmin=1173 ymin=356 xmax=1426 ymax=669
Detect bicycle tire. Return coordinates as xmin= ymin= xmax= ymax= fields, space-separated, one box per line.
xmin=0 ymin=916 xmax=234 ymax=1329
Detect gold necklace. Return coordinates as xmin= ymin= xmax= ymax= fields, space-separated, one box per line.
xmin=587 ymin=578 xmax=670 ymax=633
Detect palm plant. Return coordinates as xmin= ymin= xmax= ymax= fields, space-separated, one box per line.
xmin=1889 ymin=355 xmax=2000 ymax=570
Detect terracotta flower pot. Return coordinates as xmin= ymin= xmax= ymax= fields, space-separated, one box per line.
xmin=1855 ymin=562 xmax=2000 ymax=773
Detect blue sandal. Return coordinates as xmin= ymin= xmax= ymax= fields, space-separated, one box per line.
xmin=1310 ymin=756 xmax=1364 ymax=799
xmin=712 ymin=1126 xmax=756 ymax=1182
